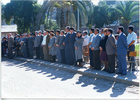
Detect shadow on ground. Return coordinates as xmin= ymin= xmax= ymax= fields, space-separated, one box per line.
xmin=1 ymin=57 xmax=135 ymax=97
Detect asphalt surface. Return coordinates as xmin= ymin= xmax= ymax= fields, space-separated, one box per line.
xmin=1 ymin=57 xmax=139 ymax=98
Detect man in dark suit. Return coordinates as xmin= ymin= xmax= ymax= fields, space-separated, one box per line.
xmin=117 ymin=26 xmax=128 ymax=75
xmin=91 ymin=28 xmax=101 ymax=70
xmin=55 ymin=29 xmax=61 ymax=63
xmin=58 ymin=30 xmax=66 ymax=64
xmin=68 ymin=27 xmax=76 ymax=65
xmin=87 ymin=28 xmax=94 ymax=69
xmin=7 ymin=33 xmax=14 ymax=59
xmin=106 ymin=28 xmax=117 ymax=73
xmin=22 ymin=33 xmax=28 ymax=58
xmin=34 ymin=31 xmax=40 ymax=59
xmin=46 ymin=30 xmax=51 ymax=61
xmin=27 ymin=33 xmax=34 ymax=59
xmin=38 ymin=30 xmax=44 ymax=60
xmin=63 ymin=26 xmax=70 ymax=64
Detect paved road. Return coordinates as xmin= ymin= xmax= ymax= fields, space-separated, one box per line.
xmin=1 ymin=57 xmax=139 ymax=98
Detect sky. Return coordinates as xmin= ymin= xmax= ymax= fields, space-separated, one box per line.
xmin=1 ymin=0 xmax=100 ymax=5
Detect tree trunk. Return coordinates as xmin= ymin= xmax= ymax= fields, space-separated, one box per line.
xmin=60 ymin=8 xmax=65 ymax=30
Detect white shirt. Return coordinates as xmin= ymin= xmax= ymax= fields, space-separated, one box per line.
xmin=41 ymin=35 xmax=47 ymax=45
xmin=101 ymin=34 xmax=105 ymax=37
xmin=83 ymin=35 xmax=89 ymax=46
xmin=127 ymin=32 xmax=137 ymax=45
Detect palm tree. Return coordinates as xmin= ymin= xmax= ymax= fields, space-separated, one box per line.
xmin=112 ymin=1 xmax=139 ymax=35
xmin=35 ymin=0 xmax=93 ymax=30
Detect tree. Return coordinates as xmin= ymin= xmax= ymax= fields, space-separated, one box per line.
xmin=111 ymin=1 xmax=139 ymax=35
xmin=1 ymin=3 xmax=5 ymax=21
xmin=4 ymin=1 xmax=40 ymax=34
xmin=87 ymin=1 xmax=120 ymax=28
xmin=35 ymin=0 xmax=93 ymax=30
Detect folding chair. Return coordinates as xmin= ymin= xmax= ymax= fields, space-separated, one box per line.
xmin=128 ymin=51 xmax=138 ymax=73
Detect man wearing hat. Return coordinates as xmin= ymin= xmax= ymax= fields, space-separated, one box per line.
xmin=7 ymin=33 xmax=14 ymax=59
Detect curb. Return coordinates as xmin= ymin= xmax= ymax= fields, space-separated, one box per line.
xmin=14 ymin=57 xmax=139 ymax=86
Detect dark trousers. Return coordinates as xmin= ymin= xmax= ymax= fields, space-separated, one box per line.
xmin=89 ymin=48 xmax=94 ymax=67
xmin=65 ymin=47 xmax=69 ymax=64
xmin=23 ymin=46 xmax=28 ymax=58
xmin=36 ymin=47 xmax=40 ymax=59
xmin=28 ymin=47 xmax=33 ymax=59
xmin=93 ymin=50 xmax=101 ymax=70
xmin=127 ymin=45 xmax=135 ymax=69
xmin=118 ymin=55 xmax=127 ymax=74
xmin=60 ymin=49 xmax=66 ymax=64
xmin=8 ymin=47 xmax=13 ymax=59
xmin=69 ymin=47 xmax=75 ymax=65
xmin=40 ymin=46 xmax=44 ymax=60
xmin=108 ymin=54 xmax=115 ymax=72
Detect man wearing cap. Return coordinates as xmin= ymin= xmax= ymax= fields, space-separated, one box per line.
xmin=27 ymin=33 xmax=34 ymax=59
xmin=7 ymin=33 xmax=14 ymax=59
xmin=41 ymin=31 xmax=48 ymax=61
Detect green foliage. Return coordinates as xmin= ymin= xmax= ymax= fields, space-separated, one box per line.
xmin=1 ymin=3 xmax=5 ymax=21
xmin=87 ymin=1 xmax=119 ymax=28
xmin=111 ymin=1 xmax=139 ymax=35
xmin=44 ymin=18 xmax=59 ymax=31
xmin=39 ymin=1 xmax=93 ymax=30
xmin=4 ymin=1 xmax=40 ymax=34
xmin=135 ymin=45 xmax=139 ymax=57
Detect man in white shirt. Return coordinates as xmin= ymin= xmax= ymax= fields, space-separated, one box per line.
xmin=87 ymin=28 xmax=94 ymax=68
xmin=41 ymin=31 xmax=48 ymax=60
xmin=83 ymin=30 xmax=89 ymax=62
xmin=127 ymin=25 xmax=137 ymax=71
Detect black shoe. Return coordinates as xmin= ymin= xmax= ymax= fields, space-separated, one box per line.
xmin=108 ymin=71 xmax=115 ymax=73
xmin=121 ymin=73 xmax=126 ymax=75
xmin=102 ymin=68 xmax=107 ymax=71
xmin=116 ymin=72 xmax=122 ymax=74
xmin=132 ymin=69 xmax=136 ymax=71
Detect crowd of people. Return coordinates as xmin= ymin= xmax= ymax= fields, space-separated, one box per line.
xmin=2 ymin=25 xmax=137 ymax=75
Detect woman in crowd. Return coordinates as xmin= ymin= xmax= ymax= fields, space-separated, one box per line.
xmin=99 ymin=28 xmax=108 ymax=71
xmin=74 ymin=31 xmax=84 ymax=67
xmin=48 ymin=33 xmax=56 ymax=62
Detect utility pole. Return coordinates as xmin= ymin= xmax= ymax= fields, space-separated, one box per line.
xmin=77 ymin=9 xmax=79 ymax=30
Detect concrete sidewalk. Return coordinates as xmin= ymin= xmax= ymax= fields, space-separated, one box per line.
xmin=14 ymin=57 xmax=139 ymax=86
